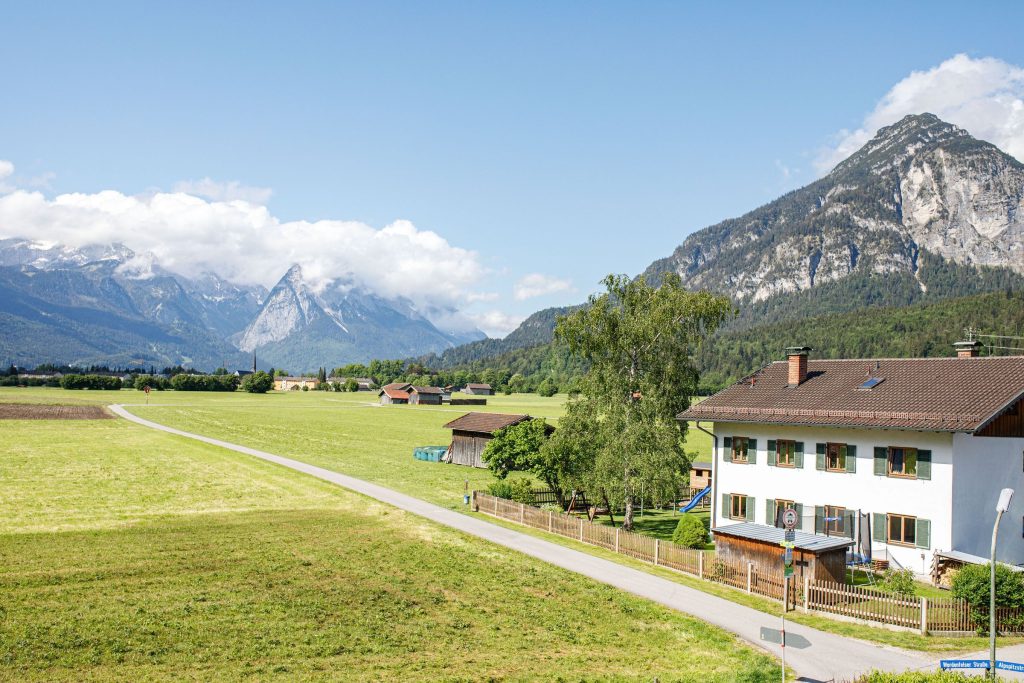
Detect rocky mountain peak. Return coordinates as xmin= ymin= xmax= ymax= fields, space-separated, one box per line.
xmin=831 ymin=113 xmax=971 ymax=177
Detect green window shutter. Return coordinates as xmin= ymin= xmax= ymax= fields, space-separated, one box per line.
xmin=794 ymin=503 xmax=803 ymax=529
xmin=917 ymin=449 xmax=932 ymax=480
xmin=874 ymin=447 xmax=887 ymax=476
xmin=766 ymin=498 xmax=775 ymax=526
xmin=767 ymin=440 xmax=777 ymax=466
xmin=872 ymin=513 xmax=886 ymax=543
xmin=814 ymin=505 xmax=824 ymax=534
xmin=723 ymin=437 xmax=732 ymax=462
xmin=745 ymin=497 xmax=755 ymax=522
xmin=721 ymin=493 xmax=730 ymax=517
xmin=846 ymin=445 xmax=857 ymax=473
xmin=748 ymin=439 xmax=757 ymax=464
xmin=916 ymin=518 xmax=931 ymax=549
xmin=815 ymin=443 xmax=826 ymax=471
xmin=795 ymin=442 xmax=804 ymax=468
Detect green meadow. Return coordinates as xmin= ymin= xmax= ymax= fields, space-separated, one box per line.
xmin=0 ymin=398 xmax=772 ymax=681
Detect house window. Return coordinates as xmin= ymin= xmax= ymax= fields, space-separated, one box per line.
xmin=825 ymin=505 xmax=846 ymax=535
xmin=888 ymin=447 xmax=918 ymax=478
xmin=776 ymin=440 xmax=796 ymax=467
xmin=826 ymin=443 xmax=847 ymax=472
xmin=730 ymin=494 xmax=749 ymax=520
xmin=887 ymin=513 xmax=917 ymax=546
xmin=773 ymin=499 xmax=795 ymax=526
xmin=731 ymin=437 xmax=750 ymax=463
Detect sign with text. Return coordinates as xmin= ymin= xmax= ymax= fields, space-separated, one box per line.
xmin=997 ymin=660 xmax=1024 ymax=673
xmin=939 ymin=659 xmax=989 ymax=670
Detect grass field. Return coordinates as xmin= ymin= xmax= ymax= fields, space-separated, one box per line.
xmin=0 ymin=414 xmax=778 ymax=681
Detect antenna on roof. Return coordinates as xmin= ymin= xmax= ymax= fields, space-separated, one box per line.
xmin=966 ymin=327 xmax=1024 ymax=356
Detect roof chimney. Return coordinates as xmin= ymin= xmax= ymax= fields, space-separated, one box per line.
xmin=785 ymin=346 xmax=812 ymax=387
xmin=954 ymin=340 xmax=981 ymax=358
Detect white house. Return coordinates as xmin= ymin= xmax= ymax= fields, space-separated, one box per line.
xmin=678 ymin=343 xmax=1024 ymax=578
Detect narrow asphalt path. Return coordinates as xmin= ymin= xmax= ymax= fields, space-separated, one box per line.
xmin=111 ymin=404 xmax=932 ymax=682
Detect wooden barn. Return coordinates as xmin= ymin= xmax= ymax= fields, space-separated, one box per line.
xmin=464 ymin=383 xmax=494 ymax=396
xmin=379 ymin=383 xmax=411 ymax=405
xmin=409 ymin=386 xmax=445 ymax=405
xmin=443 ymin=412 xmax=550 ymax=468
xmin=712 ymin=523 xmax=852 ymax=583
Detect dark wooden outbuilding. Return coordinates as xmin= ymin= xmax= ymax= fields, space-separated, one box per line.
xmin=409 ymin=386 xmax=444 ymax=405
xmin=379 ymin=383 xmax=411 ymax=405
xmin=442 ymin=412 xmax=550 ymax=468
xmin=712 ymin=522 xmax=852 ymax=583
xmin=464 ymin=383 xmax=494 ymax=396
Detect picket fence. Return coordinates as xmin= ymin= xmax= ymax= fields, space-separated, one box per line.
xmin=473 ymin=491 xmax=1024 ymax=635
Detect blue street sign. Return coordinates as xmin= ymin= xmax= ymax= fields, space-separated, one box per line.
xmin=939 ymin=659 xmax=989 ymax=670
xmin=997 ymin=660 xmax=1024 ymax=673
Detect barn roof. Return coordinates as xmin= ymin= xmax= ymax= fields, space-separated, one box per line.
xmin=713 ymin=522 xmax=853 ymax=553
xmin=443 ymin=412 xmax=533 ymax=434
xmin=382 ymin=382 xmax=412 ymax=392
xmin=410 ymin=386 xmax=444 ymax=394
xmin=678 ymin=356 xmax=1024 ymax=433
xmin=380 ymin=387 xmax=410 ymax=399
xmin=465 ymin=383 xmax=492 ymax=390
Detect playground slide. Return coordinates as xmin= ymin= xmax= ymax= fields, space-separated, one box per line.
xmin=679 ymin=485 xmax=711 ymax=513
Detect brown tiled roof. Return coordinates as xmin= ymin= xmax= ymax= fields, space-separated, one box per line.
xmin=443 ymin=412 xmax=533 ymax=434
xmin=380 ymin=387 xmax=410 ymax=399
xmin=382 ymin=382 xmax=412 ymax=392
xmin=678 ymin=356 xmax=1024 ymax=433
xmin=410 ymin=386 xmax=444 ymax=394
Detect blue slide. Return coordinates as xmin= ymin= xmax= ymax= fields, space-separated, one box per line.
xmin=679 ymin=486 xmax=711 ymax=513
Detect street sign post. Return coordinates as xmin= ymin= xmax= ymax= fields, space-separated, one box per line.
xmin=939 ymin=659 xmax=989 ymax=671
xmin=782 ymin=508 xmax=798 ymax=529
xmin=997 ymin=660 xmax=1024 ymax=673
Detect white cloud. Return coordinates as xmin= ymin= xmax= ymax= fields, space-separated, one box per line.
xmin=818 ymin=54 xmax=1024 ymax=173
xmin=0 ymin=159 xmax=14 ymax=193
xmin=468 ymin=310 xmax=524 ymax=338
xmin=172 ymin=177 xmax=273 ymax=205
xmin=513 ymin=272 xmax=574 ymax=301
xmin=0 ymin=188 xmax=490 ymax=315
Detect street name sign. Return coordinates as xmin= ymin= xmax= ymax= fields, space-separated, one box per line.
xmin=939 ymin=659 xmax=988 ymax=670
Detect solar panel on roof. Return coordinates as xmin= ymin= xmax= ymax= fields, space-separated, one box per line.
xmin=857 ymin=377 xmax=884 ymax=390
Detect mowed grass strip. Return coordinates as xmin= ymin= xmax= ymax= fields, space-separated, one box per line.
xmin=0 ymin=417 xmax=777 ymax=681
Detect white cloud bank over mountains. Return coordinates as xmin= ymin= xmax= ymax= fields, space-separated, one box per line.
xmin=0 ymin=167 xmax=495 ymax=331
xmin=513 ymin=272 xmax=574 ymax=301
xmin=818 ymin=54 xmax=1024 ymax=172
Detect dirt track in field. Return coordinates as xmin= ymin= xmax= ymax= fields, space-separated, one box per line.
xmin=0 ymin=404 xmax=113 ymax=420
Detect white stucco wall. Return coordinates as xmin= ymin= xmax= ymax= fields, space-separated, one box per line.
xmin=711 ymin=423 xmax=954 ymax=575
xmin=951 ymin=433 xmax=1024 ymax=564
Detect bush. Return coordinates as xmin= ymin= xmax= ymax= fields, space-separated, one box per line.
xmin=487 ymin=478 xmax=536 ymax=504
xmin=241 ymin=371 xmax=274 ymax=394
xmin=169 ymin=374 xmax=239 ymax=392
xmin=672 ymin=514 xmax=708 ymax=548
xmin=344 ymin=379 xmax=359 ymax=392
xmin=537 ymin=379 xmax=558 ymax=397
xmin=59 ymin=374 xmax=123 ymax=390
xmin=879 ymin=568 xmax=916 ymax=597
xmin=951 ymin=562 xmax=1024 ymax=632
xmin=133 ymin=374 xmax=168 ymax=391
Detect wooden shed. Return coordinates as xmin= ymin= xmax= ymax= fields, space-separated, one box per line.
xmin=690 ymin=460 xmax=712 ymax=490
xmin=712 ymin=522 xmax=852 ymax=583
xmin=464 ymin=383 xmax=494 ymax=396
xmin=379 ymin=383 xmax=411 ymax=405
xmin=442 ymin=412 xmax=549 ymax=468
xmin=409 ymin=386 xmax=444 ymax=405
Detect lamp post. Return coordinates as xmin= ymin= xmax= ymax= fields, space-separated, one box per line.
xmin=990 ymin=487 xmax=1014 ymax=679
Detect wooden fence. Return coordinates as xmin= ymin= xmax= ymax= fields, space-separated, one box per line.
xmin=473 ymin=491 xmax=1024 ymax=635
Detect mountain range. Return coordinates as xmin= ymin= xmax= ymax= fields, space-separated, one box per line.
xmin=421 ymin=113 xmax=1024 ymax=380
xmin=3 ymin=113 xmax=1023 ymax=375
xmin=0 ymin=239 xmax=482 ymax=370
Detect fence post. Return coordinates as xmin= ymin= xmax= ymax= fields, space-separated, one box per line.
xmin=698 ymin=551 xmax=704 ymax=579
xmin=494 ymin=495 xmax=498 ymax=515
xmin=520 ymin=502 xmax=525 ymax=524
xmin=548 ymin=511 xmax=553 ymax=533
xmin=747 ymin=563 xmax=753 ymax=594
xmin=655 ymin=539 xmax=660 ymax=566
xmin=615 ymin=528 xmax=620 ymax=554
xmin=803 ymin=577 xmax=810 ymax=613
xmin=920 ymin=598 xmax=928 ymax=635
xmin=579 ymin=517 xmax=584 ymax=541
xmin=472 ymin=490 xmax=478 ymax=512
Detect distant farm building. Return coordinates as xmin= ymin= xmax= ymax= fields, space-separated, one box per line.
xmin=409 ymin=386 xmax=444 ymax=405
xmin=464 ymin=383 xmax=494 ymax=396
xmin=443 ymin=412 xmax=552 ymax=468
xmin=379 ymin=384 xmax=411 ymax=405
xmin=330 ymin=376 xmax=377 ymax=391
xmin=274 ymin=376 xmax=320 ymax=391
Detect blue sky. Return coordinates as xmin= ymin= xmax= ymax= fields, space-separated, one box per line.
xmin=3 ymin=2 xmax=1024 ymax=335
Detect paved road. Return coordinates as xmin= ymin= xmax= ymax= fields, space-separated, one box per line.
xmin=112 ymin=404 xmax=935 ymax=682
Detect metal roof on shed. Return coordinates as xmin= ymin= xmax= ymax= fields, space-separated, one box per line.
xmin=712 ymin=522 xmax=853 ymax=553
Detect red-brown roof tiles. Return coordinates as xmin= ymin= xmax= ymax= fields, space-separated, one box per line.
xmin=443 ymin=412 xmax=534 ymax=434
xmin=678 ymin=356 xmax=1024 ymax=433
